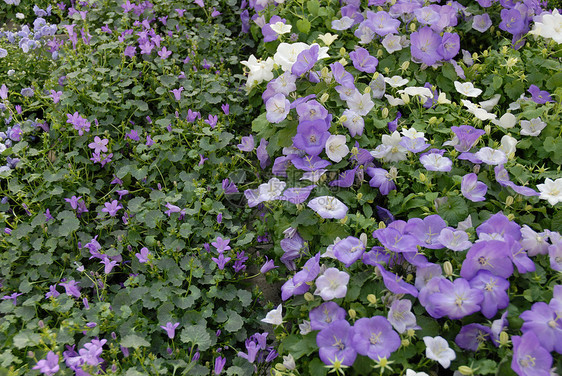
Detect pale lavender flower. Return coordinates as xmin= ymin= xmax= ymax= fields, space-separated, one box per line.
xmin=461 ymin=173 xmax=488 ymax=202
xmin=387 ymin=299 xmax=417 ymax=333
xmin=33 ymin=351 xmax=59 ymax=376
xmin=307 ymin=196 xmax=348 ymax=219
xmin=437 ymin=228 xmax=472 ymax=251
xmin=352 ymin=316 xmax=401 ymax=360
xmin=314 ymin=268 xmax=349 ymax=300
xmin=161 ymin=322 xmax=180 ymax=339
xmin=102 ymin=200 xmax=123 ymax=217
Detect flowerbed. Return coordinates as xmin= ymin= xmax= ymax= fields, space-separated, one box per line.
xmin=0 ymin=0 xmax=561 ymax=375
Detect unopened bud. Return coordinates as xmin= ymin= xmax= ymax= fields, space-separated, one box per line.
xmin=340 ymin=115 xmax=348 ymax=123
xmin=376 ymin=49 xmax=383 ymax=58
xmin=319 ymin=92 xmax=329 ymax=103
xmin=419 ymin=172 xmax=426 ymax=182
xmin=339 ymin=47 xmax=346 ymax=56
xmin=406 ymin=329 xmax=416 ymax=338
xmin=458 ymin=366 xmax=474 ymax=375
xmin=525 ymin=204 xmax=533 ymax=211
xmin=473 ymin=164 xmax=480 ymax=174
xmin=406 ymin=274 xmax=414 ymax=283
xmin=443 ymin=261 xmax=454 ymax=277
xmin=364 ymin=86 xmax=371 ymax=94
xmin=400 ymin=93 xmax=410 ymax=104
xmin=320 ymin=66 xmax=330 ymax=78
xmin=378 ymin=221 xmax=386 ymax=229
xmin=409 ymin=22 xmax=416 ymax=32
xmin=401 ymin=61 xmax=410 ymax=71
xmin=381 ymin=107 xmax=389 ymax=118
xmin=338 ymin=58 xmax=347 ymax=66
xmin=357 ymin=192 xmax=363 ymax=201
xmin=499 ymin=331 xmax=509 ymax=345
xmin=428 ymin=116 xmax=437 ymax=125
xmin=367 ymin=294 xmax=377 ymax=305
xmin=304 ymin=292 xmax=314 ymax=301
xmin=484 ymin=124 xmax=491 ymax=135
xmin=372 ymin=72 xmax=379 ymax=80
xmin=348 ymin=309 xmax=356 ymax=320
xmin=505 ymin=196 xmax=514 ymax=207
xmin=360 ymin=233 xmax=368 ymax=247
xmin=501 ymin=45 xmax=508 ymax=55
xmin=483 ymin=49 xmax=489 ymax=57
xmin=507 ymin=213 xmax=515 ymax=221
xmin=401 ymin=338 xmax=410 ymax=347
xmin=339 ymin=216 xmax=348 ymax=224
xmin=275 ymin=364 xmax=287 ymax=371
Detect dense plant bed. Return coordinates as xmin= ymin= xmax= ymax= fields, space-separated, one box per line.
xmin=0 ymin=0 xmax=561 ymax=376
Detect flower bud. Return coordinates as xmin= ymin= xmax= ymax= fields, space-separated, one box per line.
xmin=507 ymin=213 xmax=515 ymax=221
xmin=381 ymin=107 xmax=389 ymax=118
xmin=401 ymin=338 xmax=410 ymax=347
xmin=499 ymin=331 xmax=509 ymax=346
xmin=505 ymin=196 xmax=514 ymax=207
xmin=348 ymin=309 xmax=356 ymax=320
xmin=360 ymin=233 xmax=368 ymax=247
xmin=525 ymin=204 xmax=533 ymax=211
xmin=401 ymin=61 xmax=410 ymax=71
xmin=339 ymin=216 xmax=348 ymax=224
xmin=319 ymin=92 xmax=329 ymax=104
xmin=340 ymin=115 xmax=348 ymax=123
xmin=275 ymin=363 xmax=287 ymax=371
xmin=357 ymin=192 xmax=363 ymax=201
xmin=484 ymin=124 xmax=491 ymax=135
xmin=378 ymin=221 xmax=386 ymax=229
xmin=473 ymin=164 xmax=480 ymax=174
xmin=400 ymin=93 xmax=410 ymax=104
xmin=406 ymin=329 xmax=416 ymax=338
xmin=458 ymin=366 xmax=474 ymax=375
xmin=409 ymin=22 xmax=416 ymax=32
xmin=483 ymin=49 xmax=489 ymax=57
xmin=419 ymin=172 xmax=426 ymax=182
xmin=339 ymin=47 xmax=346 ymax=56
xmin=443 ymin=261 xmax=453 ymax=277
xmin=367 ymin=294 xmax=377 ymax=305
xmin=338 ymin=58 xmax=347 ymax=66
xmin=304 ymin=292 xmax=314 ymax=302
xmin=376 ymin=49 xmax=383 ymax=58
xmin=406 ymin=274 xmax=414 ymax=283
xmin=364 ymin=86 xmax=371 ymax=94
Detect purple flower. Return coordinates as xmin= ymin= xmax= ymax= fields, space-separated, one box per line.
xmin=237 ymin=135 xmax=255 ymax=152
xmin=511 ymin=331 xmax=552 ymax=376
xmin=376 ymin=264 xmax=419 ymax=297
xmin=309 ymin=302 xmax=347 ymax=330
xmin=472 ymin=13 xmax=492 ymax=32
xmin=279 ymin=185 xmax=316 ymax=205
xmin=520 ymin=302 xmax=562 ymax=353
xmin=221 ymin=103 xmax=229 ymax=115
xmin=410 ymin=26 xmax=442 ymax=66
xmin=257 ymin=138 xmax=271 ymax=169
xmin=352 ymin=316 xmax=400 ymax=360
xmin=158 ymin=47 xmax=172 ymax=59
xmin=387 ymin=299 xmax=417 ymax=333
xmin=366 ymin=167 xmax=396 ymax=195
xmin=260 ymin=256 xmax=278 ymax=274
xmin=365 ymin=11 xmax=400 ymax=36
xmin=212 ymin=237 xmax=231 ymax=253
xmin=316 ymin=320 xmax=357 ymax=366
xmin=292 ymin=45 xmax=319 ymax=77
xmin=460 ymin=240 xmax=514 ymax=280
xmin=461 ymin=173 xmax=488 ymax=202
xmin=59 ymin=280 xmax=81 ymax=298
xmin=102 ymin=200 xmax=123 ymax=217
xmin=429 ymin=277 xmax=483 ymax=319
xmin=88 ymin=136 xmax=109 ymax=154
xmin=164 ymin=203 xmax=185 ymax=218
xmin=499 ymin=8 xmax=525 ymax=35
xmin=437 ymin=228 xmax=472 ymax=251
xmin=171 ymin=87 xmax=184 ymax=101
xmin=45 ymin=284 xmax=60 ymax=299
xmin=437 ymin=32 xmax=460 ymax=61
xmin=222 ymin=178 xmax=239 ymax=194
xmin=2 ymin=292 xmax=23 ymax=305
xmin=469 ymin=270 xmax=509 ymax=319
xmin=161 ymin=322 xmax=180 ymax=339
xmin=33 ymin=351 xmax=59 ymax=376
xmin=372 ymin=227 xmax=419 ymax=253
xmin=449 ymin=125 xmax=486 ymax=152
xmin=211 ymin=253 xmax=231 ymax=270
xmin=265 ymin=94 xmax=290 ymax=123
xmin=135 ymin=247 xmax=150 ymax=263
xmin=528 ymin=84 xmax=554 ymax=104
xmin=50 ymin=90 xmax=63 ymax=103
xmin=333 ymin=236 xmax=365 ymax=268
xmin=330 ymin=62 xmax=355 ymax=89
xmin=349 ymin=47 xmax=378 ymax=73
xmin=455 ymin=324 xmax=491 ymax=351
xmin=100 ymin=257 xmax=118 ymax=274
xmin=214 ymin=356 xmax=226 ymax=375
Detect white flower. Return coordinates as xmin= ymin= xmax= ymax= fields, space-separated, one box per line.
xmin=382 ymin=34 xmax=404 ymax=53
xmin=499 ymin=135 xmax=517 ymax=158
xmin=261 ymin=304 xmax=284 ymax=326
xmin=379 ymin=131 xmax=408 ymax=162
xmin=385 ymin=75 xmax=409 ymax=88
xmin=299 ymin=320 xmax=312 ymax=334
xmin=529 ymin=9 xmax=562 ymax=44
xmin=406 ymin=370 xmax=430 ymax=376
xmin=475 ymin=147 xmax=507 ymax=165
xmin=398 ymin=86 xmax=433 ymax=103
xmin=420 ymin=153 xmax=453 ymax=172
xmin=342 ymin=109 xmax=364 ymax=137
xmin=454 ymin=81 xmax=483 ymax=97
xmin=314 ymin=267 xmax=349 ymax=300
xmin=241 ymin=55 xmax=275 ymax=89
xmin=520 ymin=117 xmax=547 ymax=136
xmin=385 ymin=94 xmax=405 ymax=106
xmin=16 ymin=13 xmax=25 ymax=19
xmin=437 ymin=92 xmax=451 ymax=104
xmin=283 ymin=354 xmax=296 ymax=370
xmin=325 ymin=135 xmax=349 ymax=163
xmin=537 ymin=178 xmax=562 ymax=206
xmin=270 ymin=21 xmax=292 ymax=35
xmin=401 ymin=127 xmax=426 ymax=140
xmin=479 ymin=94 xmax=501 ymax=111
xmin=331 ymin=16 xmax=354 ymax=31
xmin=0 ymin=143 xmax=6 ymax=153
xmin=461 ymin=100 xmax=497 ymax=121
xmin=265 ymin=93 xmax=290 ymax=123
xmin=307 ymin=196 xmax=348 ymax=219
xmin=346 ymin=91 xmax=374 ymax=116
xmin=257 ymin=178 xmax=286 ymax=201
xmin=318 ymin=33 xmax=338 ymax=46
xmin=274 ymin=43 xmax=329 ymax=72
xmin=423 ymin=336 xmax=456 ymax=369
xmin=300 ymin=169 xmax=327 ymax=183
xmin=493 ymin=112 xmax=517 ymax=128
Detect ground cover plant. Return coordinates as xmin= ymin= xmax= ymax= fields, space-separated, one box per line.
xmin=0 ymin=0 xmax=561 ymax=375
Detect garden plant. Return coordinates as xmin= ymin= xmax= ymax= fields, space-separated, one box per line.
xmin=0 ymin=0 xmax=561 ymax=376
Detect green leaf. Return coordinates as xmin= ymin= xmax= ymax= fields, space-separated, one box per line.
xmin=282 ymin=332 xmax=317 ymax=359
xmin=307 ymin=0 xmax=320 ymax=16
xmin=251 ymin=113 xmax=269 ymax=134
xmin=437 ymin=196 xmax=469 ymax=226
xmin=296 ymin=19 xmax=311 ymax=34
xmin=13 ymin=331 xmax=41 ymax=349
xmin=121 ymin=334 xmax=150 ymax=349
xmin=224 ymin=311 xmax=244 ymax=332
xmin=58 ymin=216 xmax=80 ymax=237
xmin=238 ymin=290 xmax=252 ymax=307
xmin=180 ymin=325 xmax=212 ymax=351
